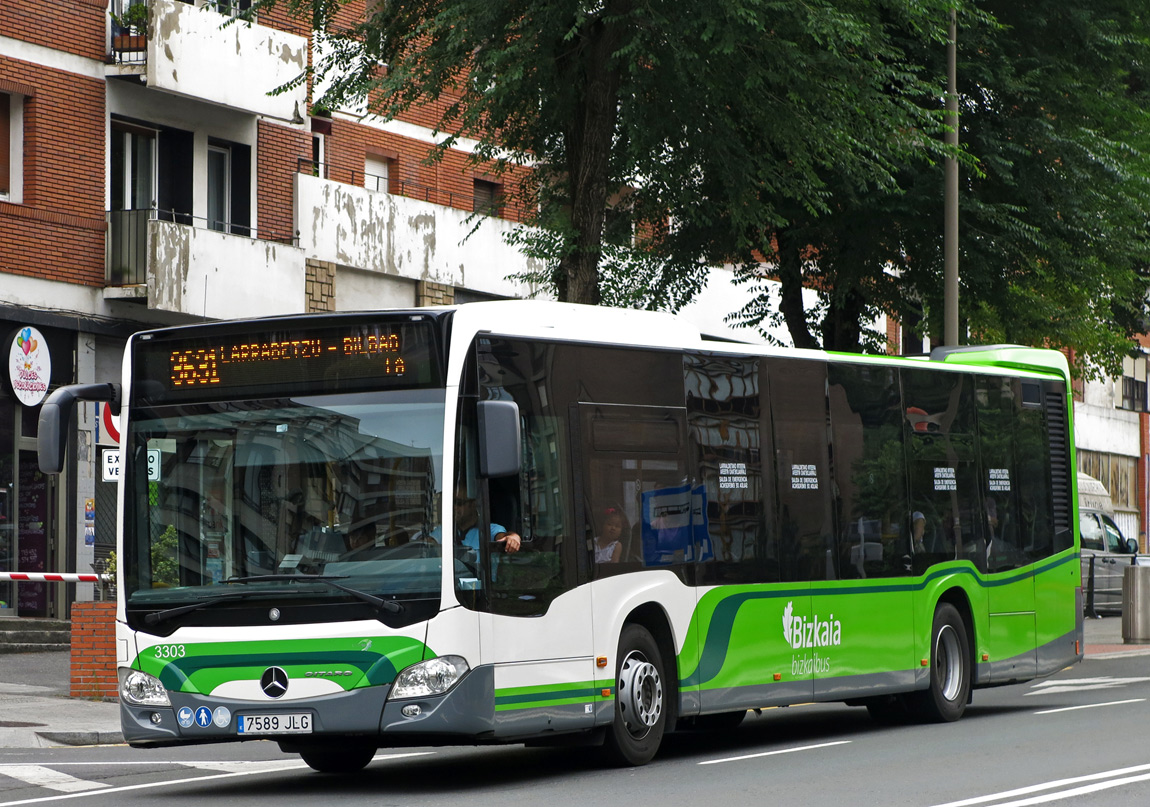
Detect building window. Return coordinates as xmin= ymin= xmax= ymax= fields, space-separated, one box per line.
xmin=365 ymin=155 xmax=391 ymax=193
xmin=1 ymin=92 xmax=24 ymax=203
xmin=473 ymin=179 xmax=502 ymax=216
xmin=1119 ymin=354 xmax=1148 ymax=412
xmin=207 ymin=145 xmax=231 ymax=232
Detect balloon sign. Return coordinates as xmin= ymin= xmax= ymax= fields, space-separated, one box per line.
xmin=7 ymin=326 xmax=52 ymax=406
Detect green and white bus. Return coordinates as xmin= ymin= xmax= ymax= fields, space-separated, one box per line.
xmin=38 ymin=301 xmax=1083 ymax=771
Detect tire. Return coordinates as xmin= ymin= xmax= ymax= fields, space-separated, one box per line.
xmin=298 ymin=742 xmax=377 ymax=773
xmin=602 ymin=624 xmax=667 ymax=766
xmin=911 ymin=602 xmax=971 ymax=723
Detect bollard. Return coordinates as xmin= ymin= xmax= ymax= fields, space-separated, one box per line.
xmin=1121 ymin=564 xmax=1150 ymax=644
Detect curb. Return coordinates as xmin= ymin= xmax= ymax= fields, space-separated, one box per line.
xmin=35 ymin=730 xmax=125 ymax=746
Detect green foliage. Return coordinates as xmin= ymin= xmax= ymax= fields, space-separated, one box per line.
xmin=112 ymin=3 xmax=149 ymax=34
xmin=258 ymin=0 xmax=1150 ymax=373
xmin=152 ymin=525 xmax=179 ymax=588
xmin=732 ymin=0 xmax=1150 ymax=376
xmin=256 ymin=0 xmax=956 ymax=308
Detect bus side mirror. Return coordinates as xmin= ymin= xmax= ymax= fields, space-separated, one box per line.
xmin=477 ymin=400 xmax=520 ymax=478
xmin=1128 ymin=538 xmax=1140 ymax=555
xmin=37 ymin=383 xmax=121 ymax=474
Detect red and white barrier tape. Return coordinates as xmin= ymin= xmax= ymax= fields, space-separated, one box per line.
xmin=0 ymin=572 xmax=111 ymax=583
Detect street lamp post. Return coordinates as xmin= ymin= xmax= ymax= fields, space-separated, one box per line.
xmin=944 ymin=7 xmax=959 ymax=346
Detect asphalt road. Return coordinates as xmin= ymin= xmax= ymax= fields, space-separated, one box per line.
xmin=3 ymin=647 xmax=1150 ymax=807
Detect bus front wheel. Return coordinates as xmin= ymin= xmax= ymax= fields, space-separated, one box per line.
xmin=912 ymin=602 xmax=971 ymax=723
xmin=602 ymin=624 xmax=667 ymax=766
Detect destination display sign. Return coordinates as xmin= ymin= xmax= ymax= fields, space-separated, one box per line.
xmin=133 ymin=318 xmax=442 ymax=404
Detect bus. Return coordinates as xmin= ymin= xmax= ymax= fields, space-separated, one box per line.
xmin=37 ymin=301 xmax=1083 ymax=771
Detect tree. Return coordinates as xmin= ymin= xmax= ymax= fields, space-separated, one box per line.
xmin=257 ymin=0 xmax=958 ymax=307
xmin=730 ymin=0 xmax=1150 ymax=376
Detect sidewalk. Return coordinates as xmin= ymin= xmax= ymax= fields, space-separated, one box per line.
xmin=0 ymin=616 xmax=1143 ymax=748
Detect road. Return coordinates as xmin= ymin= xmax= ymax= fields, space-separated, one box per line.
xmin=3 ymin=650 xmax=1150 ymax=807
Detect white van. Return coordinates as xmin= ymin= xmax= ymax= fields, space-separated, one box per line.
xmin=1079 ymin=471 xmax=1140 ymax=613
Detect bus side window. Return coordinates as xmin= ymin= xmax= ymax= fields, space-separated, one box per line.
xmin=764 ymin=357 xmax=834 ymax=582
xmin=471 ymin=338 xmax=576 ymax=617
xmin=685 ymin=352 xmax=776 ymax=585
xmin=829 ymin=364 xmax=912 ymax=579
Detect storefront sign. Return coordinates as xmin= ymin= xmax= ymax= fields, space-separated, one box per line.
xmin=7 ymin=326 xmax=52 ymax=406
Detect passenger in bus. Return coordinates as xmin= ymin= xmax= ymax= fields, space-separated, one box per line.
xmin=911 ymin=511 xmax=927 ymax=553
xmin=594 ymin=507 xmax=628 ymax=563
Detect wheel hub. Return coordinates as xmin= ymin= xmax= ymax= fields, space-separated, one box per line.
xmin=618 ymin=651 xmax=662 ymax=736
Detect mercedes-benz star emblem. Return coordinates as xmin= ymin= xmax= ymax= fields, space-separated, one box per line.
xmin=260 ymin=666 xmax=289 ymax=699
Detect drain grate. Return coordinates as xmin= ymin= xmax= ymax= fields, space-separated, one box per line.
xmin=0 ymin=721 xmax=46 ymax=728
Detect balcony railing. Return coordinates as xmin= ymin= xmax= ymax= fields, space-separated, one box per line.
xmin=106 ymin=208 xmax=296 ymax=287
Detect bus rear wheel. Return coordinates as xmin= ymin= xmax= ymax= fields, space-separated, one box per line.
xmin=912 ymin=602 xmax=971 ymax=723
xmin=297 ymin=742 xmax=377 ymax=773
xmin=602 ymin=624 xmax=667 ymax=766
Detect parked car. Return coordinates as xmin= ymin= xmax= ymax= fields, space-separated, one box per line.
xmin=1079 ymin=472 xmax=1141 ymax=613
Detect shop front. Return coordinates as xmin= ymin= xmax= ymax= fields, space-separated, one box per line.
xmin=1 ymin=322 xmax=74 ymax=618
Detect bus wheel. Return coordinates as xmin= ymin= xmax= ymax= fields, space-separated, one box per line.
xmin=298 ymin=742 xmax=376 ymax=773
xmin=913 ymin=602 xmax=971 ymax=723
xmin=603 ymin=624 xmax=667 ymax=766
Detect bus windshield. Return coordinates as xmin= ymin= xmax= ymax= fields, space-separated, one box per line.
xmin=122 ymin=389 xmax=445 ymax=628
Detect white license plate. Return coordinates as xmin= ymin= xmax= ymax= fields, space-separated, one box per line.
xmin=237 ymin=713 xmax=312 ymax=735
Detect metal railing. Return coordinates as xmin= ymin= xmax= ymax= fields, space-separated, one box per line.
xmin=106 ymin=208 xmax=297 ymax=287
xmin=111 ymin=1 xmax=257 ymax=66
xmin=1082 ymin=554 xmax=1141 ymax=618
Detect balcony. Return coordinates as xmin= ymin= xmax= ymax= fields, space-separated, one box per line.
xmin=294 ymin=166 xmax=541 ymax=299
xmin=106 ymin=209 xmax=305 ymax=319
xmin=109 ymin=0 xmax=307 ymax=120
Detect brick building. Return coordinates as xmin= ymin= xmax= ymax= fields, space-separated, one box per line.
xmin=0 ymin=0 xmax=544 ymax=618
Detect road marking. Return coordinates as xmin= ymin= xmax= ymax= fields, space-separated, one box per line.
xmin=698 ymin=740 xmax=851 ymax=766
xmin=1033 ymin=697 xmax=1144 ymax=715
xmin=0 ymin=767 xmax=108 ymax=793
xmin=1025 ymin=676 xmax=1150 ymax=695
xmin=0 ymin=752 xmax=433 ymax=806
xmin=929 ymin=762 xmax=1150 ymax=807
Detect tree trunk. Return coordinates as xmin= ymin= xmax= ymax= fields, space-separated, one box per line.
xmin=776 ymin=229 xmax=821 ymax=350
xmin=557 ymin=4 xmax=630 ymax=305
xmin=821 ymin=287 xmax=865 ymax=353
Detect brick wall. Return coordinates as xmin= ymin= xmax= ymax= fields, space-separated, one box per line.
xmin=257 ymin=120 xmax=312 ymax=245
xmin=0 ymin=0 xmax=108 ymax=61
xmin=0 ymin=56 xmax=107 ymax=286
xmin=70 ymin=602 xmax=118 ymax=700
xmin=323 ymin=119 xmax=531 ymax=223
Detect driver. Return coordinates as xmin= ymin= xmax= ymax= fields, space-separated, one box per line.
xmin=450 ymin=486 xmax=521 ymax=554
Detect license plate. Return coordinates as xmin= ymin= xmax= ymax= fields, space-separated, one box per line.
xmin=237 ymin=713 xmax=312 ymax=735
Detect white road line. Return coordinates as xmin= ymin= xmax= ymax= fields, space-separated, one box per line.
xmin=698 ymin=740 xmax=851 ymax=765
xmin=1033 ymin=697 xmax=1144 ymax=715
xmin=0 ymin=767 xmax=108 ymax=793
xmin=0 ymin=752 xmax=434 ymax=807
xmin=929 ymin=762 xmax=1150 ymax=807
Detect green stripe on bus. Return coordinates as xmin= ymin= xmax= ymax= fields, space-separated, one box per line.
xmin=679 ymin=552 xmax=1076 ymax=688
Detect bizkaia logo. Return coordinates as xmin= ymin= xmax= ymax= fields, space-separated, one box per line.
xmin=782 ymin=601 xmax=842 ymax=649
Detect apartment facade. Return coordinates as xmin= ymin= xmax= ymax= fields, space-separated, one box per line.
xmin=0 ymin=0 xmax=549 ymax=619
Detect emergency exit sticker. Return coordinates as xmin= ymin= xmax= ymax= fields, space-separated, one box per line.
xmin=102 ymin=449 xmax=161 ymax=482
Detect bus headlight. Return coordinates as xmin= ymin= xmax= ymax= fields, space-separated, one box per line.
xmin=119 ymin=669 xmax=171 ymax=706
xmin=391 ymin=656 xmax=469 ymax=699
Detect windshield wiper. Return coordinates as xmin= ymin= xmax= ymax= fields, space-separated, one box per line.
xmin=143 ymin=592 xmax=251 ymax=626
xmin=223 ymin=574 xmax=403 ymax=614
